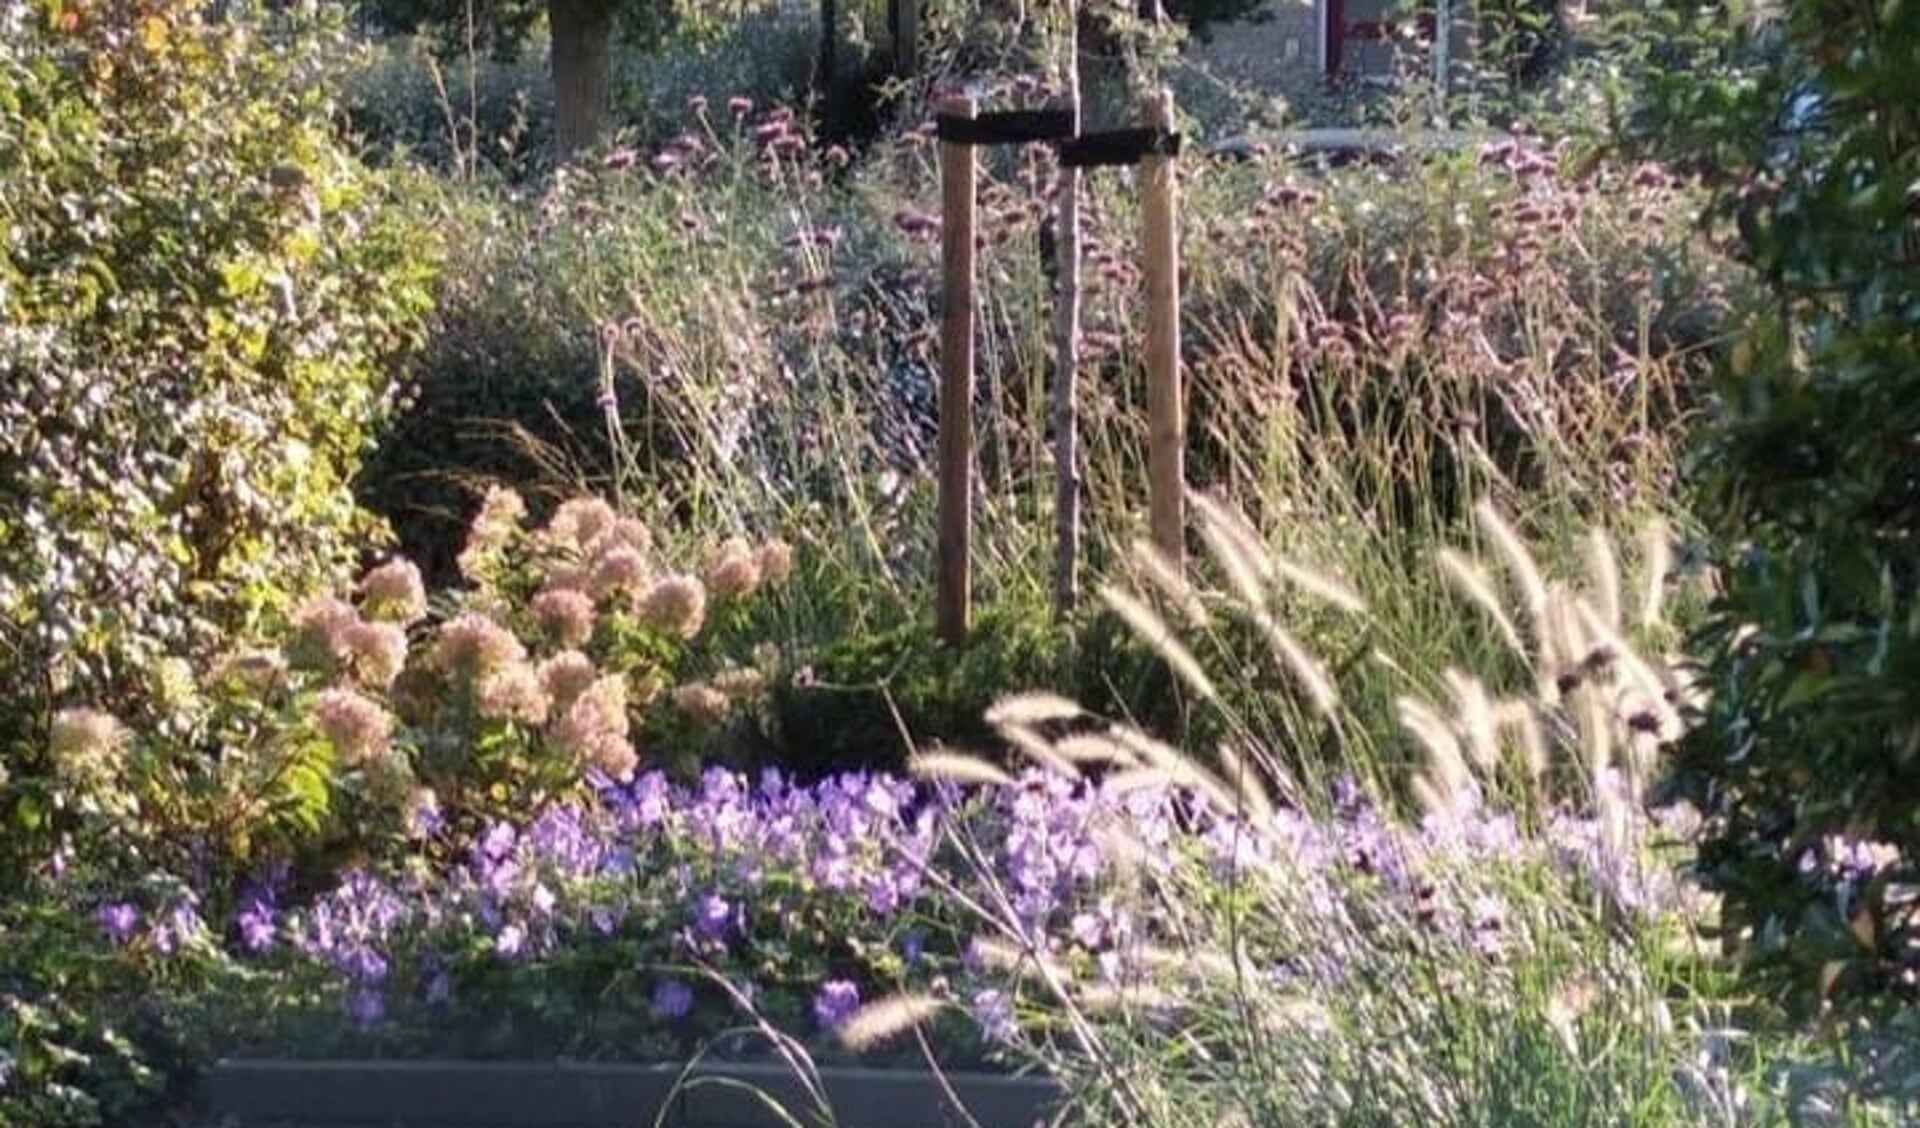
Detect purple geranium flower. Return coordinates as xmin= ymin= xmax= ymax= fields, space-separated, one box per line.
xmin=813 ymin=979 xmax=861 ymax=1032
xmin=97 ymin=902 xmax=140 ymax=945
xmin=234 ymin=898 xmax=277 ymax=953
xmin=652 ymin=978 xmax=695 ymax=1020
xmin=970 ymin=988 xmax=1016 ymax=1044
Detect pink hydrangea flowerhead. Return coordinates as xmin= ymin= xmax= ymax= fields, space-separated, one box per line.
xmin=458 ymin=486 xmax=527 ymax=581
xmin=550 ymin=673 xmax=636 ymax=780
xmin=313 ymin=687 xmax=393 ymax=767
xmin=359 ymin=558 xmax=428 ymax=624
xmin=338 ymin=620 xmax=409 ymax=691
xmin=672 ymin=682 xmax=731 ymax=727
xmin=530 ymin=586 xmax=597 ymax=649
xmin=755 ymin=537 xmax=794 ymax=586
xmin=705 ymin=537 xmax=762 ymax=602
xmin=208 ymin=649 xmax=290 ymax=696
xmin=637 ymin=573 xmax=707 ymax=639
xmin=289 ymin=596 xmax=358 ymax=672
xmin=542 ymin=497 xmax=619 ymax=554
xmin=475 ymin=661 xmax=553 ymax=726
xmin=538 ymin=650 xmax=599 ymax=713
xmin=49 ymin=707 xmax=130 ymax=782
xmin=589 ymin=545 xmax=651 ymax=603
xmin=433 ymin=613 xmax=528 ymax=683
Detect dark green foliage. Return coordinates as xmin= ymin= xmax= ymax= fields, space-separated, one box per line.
xmin=1664 ymin=0 xmax=1920 ymax=1010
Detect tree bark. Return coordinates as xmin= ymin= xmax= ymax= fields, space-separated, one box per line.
xmin=550 ymin=0 xmax=614 ymax=162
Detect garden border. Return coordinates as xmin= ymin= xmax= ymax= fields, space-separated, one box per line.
xmin=197 ymin=1059 xmax=1064 ymax=1128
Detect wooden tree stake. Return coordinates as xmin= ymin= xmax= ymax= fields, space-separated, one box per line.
xmin=937 ymin=93 xmax=978 ymax=646
xmin=1141 ymin=87 xmax=1184 ymax=570
xmin=1051 ymin=42 xmax=1084 ymax=617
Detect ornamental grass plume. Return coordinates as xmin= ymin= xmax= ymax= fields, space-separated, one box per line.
xmin=312 ymin=687 xmax=393 ymax=768
xmin=358 ymin=558 xmax=428 ymax=624
xmin=637 ymin=573 xmax=706 ymax=639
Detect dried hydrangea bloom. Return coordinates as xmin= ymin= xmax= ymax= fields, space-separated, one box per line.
xmin=49 ymin=707 xmax=129 ymax=786
xmin=312 ymin=688 xmax=393 ymax=767
xmin=289 ymin=596 xmax=358 ymax=672
xmin=582 ymin=515 xmax=653 ymax=562
xmin=538 ymin=650 xmax=598 ymax=714
xmin=542 ymin=497 xmax=618 ymax=553
xmin=433 ymin=614 xmax=527 ymax=682
xmin=636 ymin=574 xmax=706 ymax=639
xmin=458 ymin=486 xmax=528 ymax=581
xmin=672 ymin=682 xmax=730 ymax=727
xmin=361 ymin=746 xmax=417 ymax=808
xmin=529 ymin=587 xmax=596 ymax=649
xmin=588 ymin=545 xmax=650 ymax=602
xmin=475 ymin=661 xmax=552 ymax=726
xmin=550 ymin=673 xmax=637 ymax=780
xmin=338 ymin=620 xmax=408 ymax=691
xmin=208 ymin=649 xmax=289 ymax=695
xmin=358 ymin=558 xmax=428 ymax=624
xmin=755 ymin=538 xmax=794 ymax=586
xmin=704 ymin=538 xmax=762 ymax=601
xmin=709 ymin=667 xmax=766 ymax=702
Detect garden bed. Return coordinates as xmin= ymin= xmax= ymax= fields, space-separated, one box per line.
xmin=195 ymin=1058 xmax=1062 ymax=1128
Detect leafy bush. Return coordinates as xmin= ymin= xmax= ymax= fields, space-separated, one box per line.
xmin=1665 ymin=1 xmax=1920 ymax=1011
xmin=0 ymin=0 xmax=438 ymax=879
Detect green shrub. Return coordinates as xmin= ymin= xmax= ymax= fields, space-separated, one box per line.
xmin=1665 ymin=1 xmax=1920 ymax=1011
xmin=0 ymin=0 xmax=439 ymax=880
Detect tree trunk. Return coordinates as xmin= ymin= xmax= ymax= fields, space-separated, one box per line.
xmin=550 ymin=0 xmax=614 ymax=162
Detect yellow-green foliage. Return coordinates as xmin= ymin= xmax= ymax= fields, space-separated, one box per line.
xmin=0 ymin=0 xmax=438 ymax=874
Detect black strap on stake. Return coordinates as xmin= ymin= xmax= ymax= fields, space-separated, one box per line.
xmin=935 ymin=109 xmax=1077 ymax=146
xmin=1058 ymin=128 xmax=1182 ymax=168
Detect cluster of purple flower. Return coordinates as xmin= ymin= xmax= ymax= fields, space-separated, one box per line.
xmin=91 ymin=759 xmax=1695 ymax=1053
